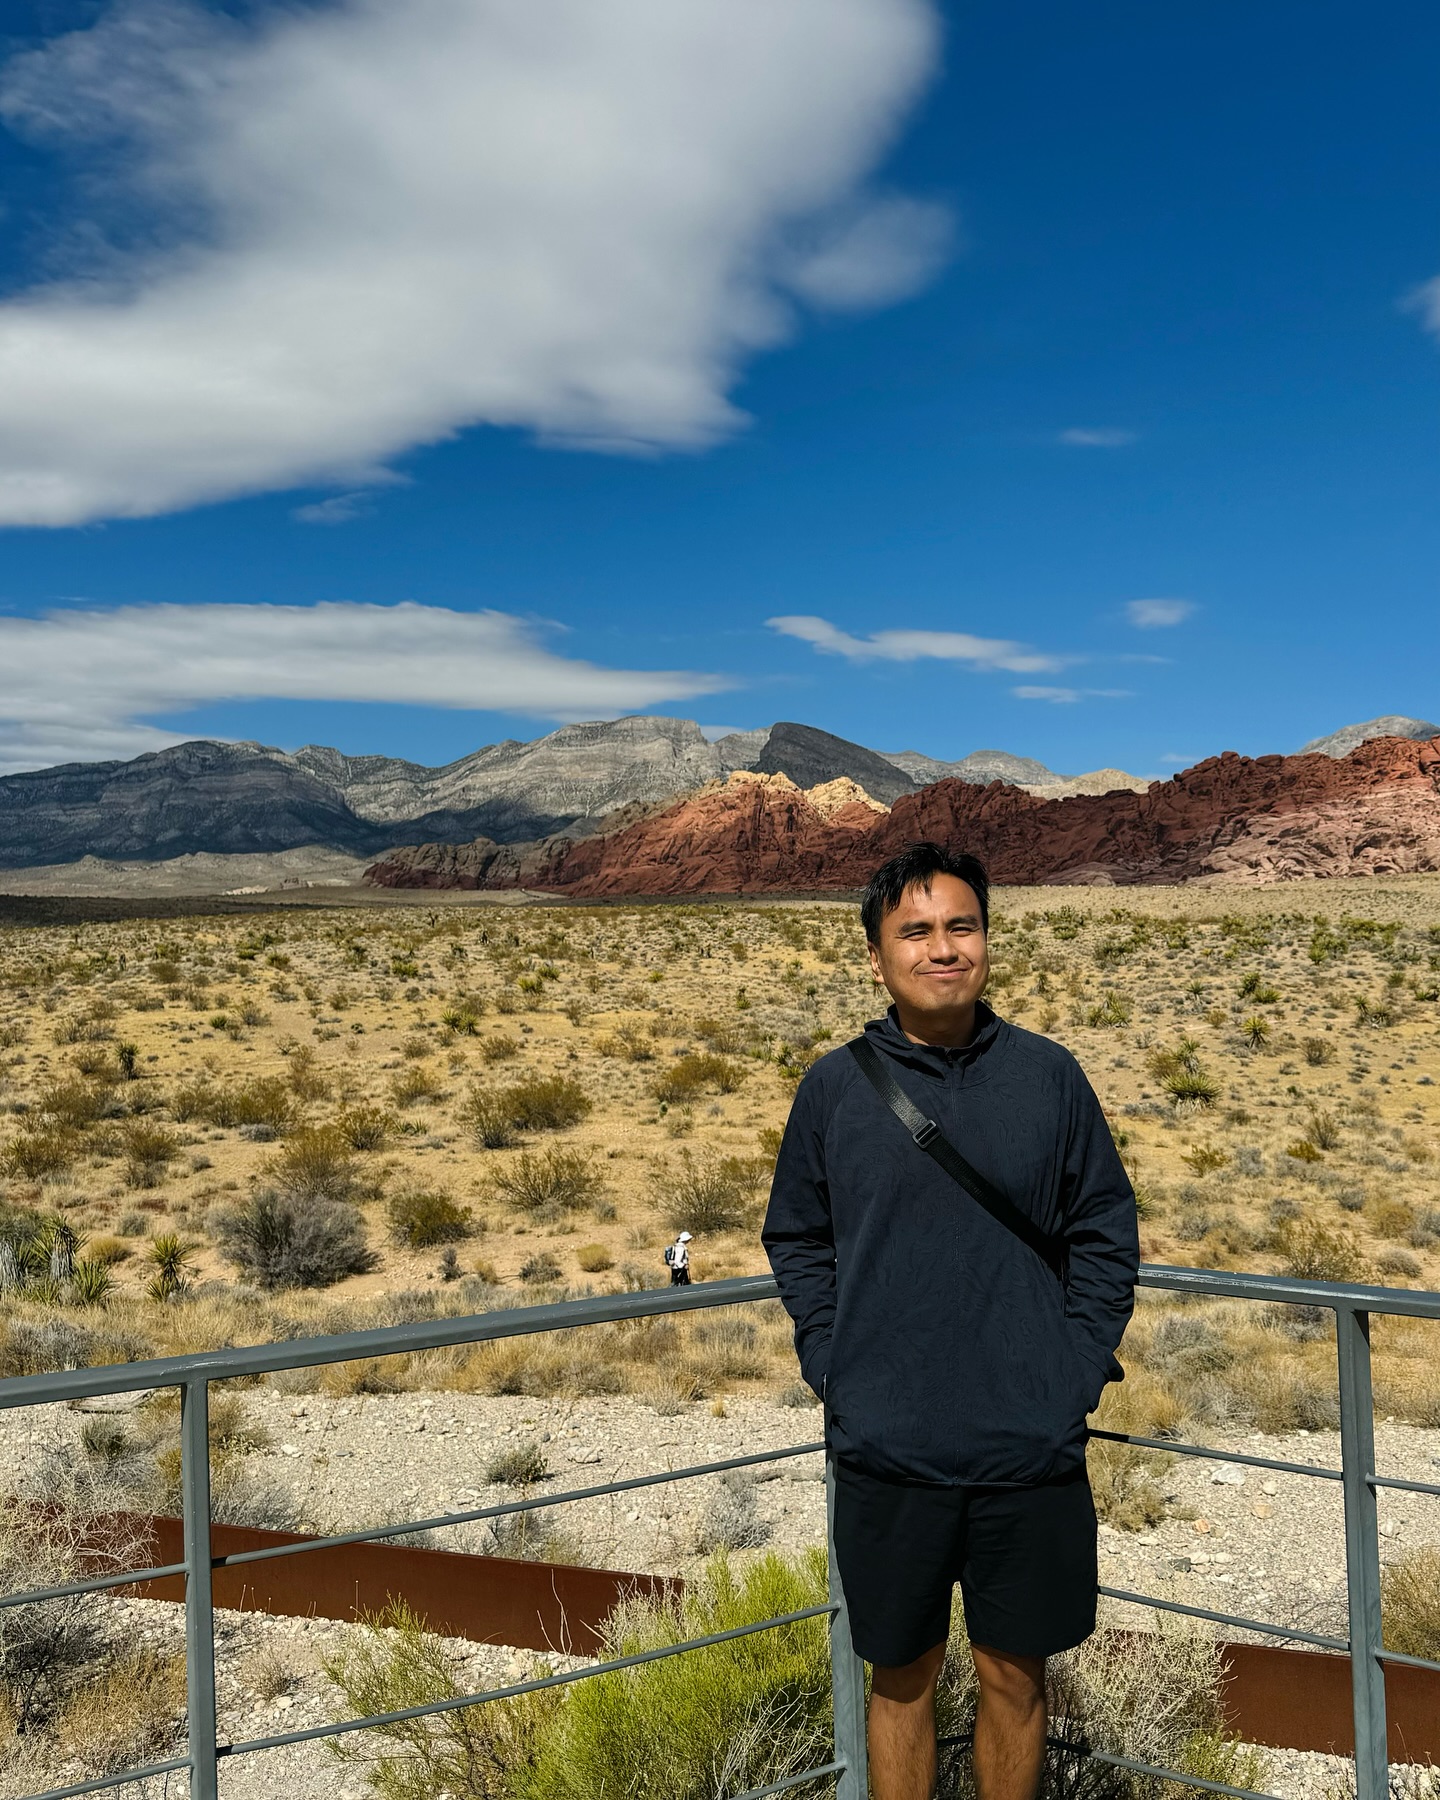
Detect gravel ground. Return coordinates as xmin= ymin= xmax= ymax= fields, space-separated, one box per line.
xmin=2 ymin=1392 xmax=1436 ymax=1799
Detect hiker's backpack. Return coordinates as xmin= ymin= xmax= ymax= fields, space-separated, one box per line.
xmin=663 ymin=1244 xmax=676 ymax=1267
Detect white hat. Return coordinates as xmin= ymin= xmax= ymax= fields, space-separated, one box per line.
xmin=677 ymin=1231 xmax=693 ymax=1242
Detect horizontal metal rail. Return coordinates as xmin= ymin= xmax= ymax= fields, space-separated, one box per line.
xmin=0 ymin=1262 xmax=1435 ymax=1800
xmin=0 ymin=1273 xmax=783 ymax=1409
xmin=1097 ymin=1585 xmax=1349 ymax=1651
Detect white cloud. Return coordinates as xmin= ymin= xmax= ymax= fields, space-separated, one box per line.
xmin=1057 ymin=428 xmax=1137 ymax=448
xmin=291 ymin=493 xmax=374 ymax=526
xmin=1125 ymin=598 xmax=1194 ymax=629
xmin=767 ymin=614 xmax=1064 ymax=675
xmin=0 ymin=600 xmax=730 ymax=772
xmin=1012 ymin=685 xmax=1130 ymax=704
xmin=0 ymin=0 xmax=945 ymax=527
xmin=1402 ymin=276 xmax=1440 ymax=336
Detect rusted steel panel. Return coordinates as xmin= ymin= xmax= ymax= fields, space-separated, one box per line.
xmin=1218 ymin=1641 xmax=1440 ymax=1760
xmin=102 ymin=1513 xmax=680 ymax=1656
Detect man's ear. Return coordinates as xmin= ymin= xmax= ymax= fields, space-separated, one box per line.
xmin=867 ymin=940 xmax=885 ymax=986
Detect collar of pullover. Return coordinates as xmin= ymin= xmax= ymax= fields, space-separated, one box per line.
xmin=862 ymin=1000 xmax=1004 ymax=1080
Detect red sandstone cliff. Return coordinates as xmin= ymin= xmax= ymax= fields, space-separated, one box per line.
xmin=364 ymin=737 xmax=1440 ymax=896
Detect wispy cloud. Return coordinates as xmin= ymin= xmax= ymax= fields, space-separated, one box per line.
xmin=1125 ymin=597 xmax=1195 ymax=629
xmin=1057 ymin=428 xmax=1137 ymax=448
xmin=0 ymin=600 xmax=730 ymax=772
xmin=768 ymin=614 xmax=1065 ymax=675
xmin=1012 ymin=685 xmax=1130 ymax=704
xmin=291 ymin=493 xmax=374 ymax=527
xmin=0 ymin=0 xmax=945 ymax=527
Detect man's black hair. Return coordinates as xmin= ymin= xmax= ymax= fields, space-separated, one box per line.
xmin=861 ymin=842 xmax=990 ymax=944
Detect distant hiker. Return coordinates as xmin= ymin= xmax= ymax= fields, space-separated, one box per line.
xmin=763 ymin=842 xmax=1139 ymax=1800
xmin=664 ymin=1231 xmax=693 ymax=1285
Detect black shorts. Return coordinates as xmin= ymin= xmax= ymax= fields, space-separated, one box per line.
xmin=831 ymin=1458 xmax=1097 ymax=1668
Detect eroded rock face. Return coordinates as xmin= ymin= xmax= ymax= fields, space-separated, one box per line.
xmin=365 ymin=737 xmax=1440 ymax=896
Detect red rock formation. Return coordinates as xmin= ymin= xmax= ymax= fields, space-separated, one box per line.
xmin=365 ymin=737 xmax=1440 ymax=896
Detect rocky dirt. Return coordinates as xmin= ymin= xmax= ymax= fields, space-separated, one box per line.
xmin=2 ymin=1390 xmax=1436 ymax=1799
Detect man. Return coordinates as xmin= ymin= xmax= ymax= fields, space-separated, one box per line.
xmin=762 ymin=843 xmax=1138 ymax=1800
xmin=665 ymin=1230 xmax=693 ymax=1285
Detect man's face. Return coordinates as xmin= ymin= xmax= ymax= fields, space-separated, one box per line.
xmin=867 ymin=874 xmax=989 ymax=1026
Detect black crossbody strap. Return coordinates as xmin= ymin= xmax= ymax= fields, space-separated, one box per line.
xmin=847 ymin=1037 xmax=1065 ymax=1280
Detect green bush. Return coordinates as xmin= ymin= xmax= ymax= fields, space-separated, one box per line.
xmin=462 ymin=1077 xmax=591 ymax=1145
xmin=1147 ymin=1040 xmax=1219 ymax=1110
xmin=269 ymin=1126 xmax=357 ymax=1202
xmin=504 ymin=1076 xmax=591 ymax=1131
xmin=122 ymin=1121 xmax=179 ymax=1189
xmin=1 ymin=1128 xmax=77 ymax=1181
xmin=1381 ymin=1546 xmax=1440 ymax=1662
xmin=171 ymin=1076 xmax=294 ymax=1134
xmin=387 ymin=1187 xmax=471 ymax=1248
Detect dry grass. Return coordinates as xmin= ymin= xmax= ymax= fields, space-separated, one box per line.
xmin=0 ymin=888 xmax=1434 ymax=1425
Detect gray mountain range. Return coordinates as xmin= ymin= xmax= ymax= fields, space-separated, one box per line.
xmin=1298 ymin=715 xmax=1440 ymax=758
xmin=0 ymin=712 xmax=1424 ymax=871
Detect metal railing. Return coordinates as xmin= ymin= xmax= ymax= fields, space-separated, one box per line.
xmin=0 ymin=1263 xmax=1435 ymax=1800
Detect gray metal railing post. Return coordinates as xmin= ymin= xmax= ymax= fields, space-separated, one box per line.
xmin=826 ymin=1456 xmax=868 ymax=1800
xmin=1334 ymin=1305 xmax=1387 ymax=1800
xmin=181 ymin=1378 xmax=219 ymax=1800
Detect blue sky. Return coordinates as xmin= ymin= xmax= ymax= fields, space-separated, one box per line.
xmin=0 ymin=0 xmax=1437 ymax=778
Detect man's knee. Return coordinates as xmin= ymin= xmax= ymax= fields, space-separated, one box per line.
xmin=971 ymin=1645 xmax=1046 ymax=1714
xmin=871 ymin=1640 xmax=947 ymax=1705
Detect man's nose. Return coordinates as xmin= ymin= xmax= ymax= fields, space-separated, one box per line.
xmin=929 ymin=936 xmax=959 ymax=962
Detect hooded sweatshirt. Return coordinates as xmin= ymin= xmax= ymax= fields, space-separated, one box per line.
xmin=761 ymin=1003 xmax=1139 ymax=1487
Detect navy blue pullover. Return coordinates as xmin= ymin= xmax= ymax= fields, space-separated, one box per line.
xmin=762 ymin=1003 xmax=1139 ymax=1487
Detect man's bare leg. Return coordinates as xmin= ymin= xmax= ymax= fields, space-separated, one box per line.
xmin=868 ymin=1641 xmax=947 ymax=1800
xmin=970 ymin=1644 xmax=1047 ymax=1800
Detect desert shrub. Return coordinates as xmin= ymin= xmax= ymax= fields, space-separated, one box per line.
xmin=694 ymin=1470 xmax=770 ymax=1552
xmin=518 ymin=1251 xmax=562 ymax=1284
xmin=1147 ymin=1040 xmax=1219 ymax=1110
xmin=1303 ymin=1035 xmax=1337 ymax=1066
xmin=1307 ymin=1109 xmax=1341 ymax=1150
xmin=335 ymin=1104 xmax=396 ymax=1151
xmin=390 ymin=1064 xmax=446 ymax=1108
xmin=269 ymin=1125 xmax=357 ymax=1201
xmin=1180 ymin=1145 xmax=1227 ymax=1177
xmin=1277 ymin=1218 xmax=1370 ymax=1283
xmin=210 ymin=1189 xmax=376 ymax=1289
xmin=491 ymin=1148 xmax=604 ymax=1218
xmin=775 ymin=1382 xmax=820 ymax=1409
xmin=286 ymin=1045 xmax=331 ymax=1100
xmin=1232 ymin=1146 xmax=1265 ymax=1177
xmin=1 ymin=1127 xmax=76 ymax=1181
xmin=50 ymin=1644 xmax=187 ymax=1778
xmin=1369 ymin=1197 xmax=1415 ymax=1239
xmin=1375 ymin=1246 xmax=1422 ymax=1279
xmin=122 ymin=1119 xmax=179 ymax=1188
xmin=38 ymin=1080 xmax=115 ymax=1128
xmin=1087 ymin=1440 xmax=1168 ymax=1532
xmin=691 ymin=1313 xmax=764 ymax=1381
xmin=86 ymin=1235 xmax=132 ymax=1266
xmin=479 ymin=1034 xmax=520 ymax=1063
xmin=575 ymin=1243 xmax=614 ymax=1273
xmin=440 ymin=997 xmax=485 ymax=1036
xmin=504 ymin=1075 xmax=592 ymax=1131
xmin=690 ymin=1016 xmax=747 ymax=1054
xmin=1381 ymin=1545 xmax=1440 ymax=1662
xmin=1287 ymin=1138 xmax=1323 ymax=1164
xmin=0 ymin=1500 xmax=148 ymax=1734
xmin=387 ymin=1186 xmax=471 ymax=1247
xmin=525 ymin=1553 xmax=831 ymax=1800
xmin=461 ymin=1076 xmax=590 ymax=1145
xmin=324 ymin=1598 xmax=561 ymax=1800
xmin=652 ymin=1053 xmax=747 ymax=1104
xmin=172 ymin=1075 xmax=295 ymax=1134
xmin=461 ymin=1088 xmax=520 ymax=1149
xmin=484 ymin=1441 xmax=549 ymax=1486
xmin=655 ymin=1149 xmax=764 ymax=1234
